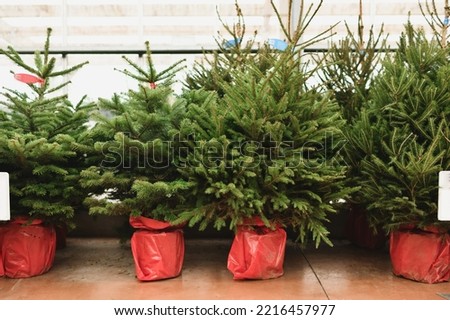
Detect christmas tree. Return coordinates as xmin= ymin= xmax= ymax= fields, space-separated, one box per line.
xmin=80 ymin=42 xmax=190 ymax=221
xmin=171 ymin=0 xmax=353 ymax=247
xmin=358 ymin=21 xmax=450 ymax=231
xmin=318 ymin=1 xmax=388 ymax=242
xmin=0 ymin=28 xmax=93 ymax=227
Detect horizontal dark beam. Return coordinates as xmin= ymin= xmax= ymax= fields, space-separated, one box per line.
xmin=13 ymin=49 xmax=250 ymax=57
xmin=10 ymin=47 xmax=393 ymax=57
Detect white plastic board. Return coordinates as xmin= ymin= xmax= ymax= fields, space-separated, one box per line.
xmin=438 ymin=171 xmax=450 ymax=221
xmin=0 ymin=172 xmax=10 ymax=221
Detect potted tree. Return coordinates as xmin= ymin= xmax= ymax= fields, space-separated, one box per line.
xmin=0 ymin=28 xmax=93 ymax=278
xmin=80 ymin=42 xmax=189 ymax=281
xmin=357 ymin=21 xmax=450 ymax=283
xmin=171 ymin=1 xmax=353 ymax=280
xmin=318 ymin=0 xmax=388 ymax=249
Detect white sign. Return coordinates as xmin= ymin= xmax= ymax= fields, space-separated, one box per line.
xmin=438 ymin=171 xmax=450 ymax=221
xmin=0 ymin=172 xmax=10 ymax=221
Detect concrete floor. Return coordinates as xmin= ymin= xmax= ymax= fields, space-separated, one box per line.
xmin=1 ymin=238 xmax=450 ymax=300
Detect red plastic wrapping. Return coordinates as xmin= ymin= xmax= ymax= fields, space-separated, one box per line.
xmin=0 ymin=224 xmax=6 ymax=276
xmin=390 ymin=229 xmax=450 ymax=284
xmin=1 ymin=218 xmax=56 ymax=278
xmin=227 ymin=218 xmax=287 ymax=280
xmin=130 ymin=216 xmax=184 ymax=281
xmin=345 ymin=205 xmax=386 ymax=249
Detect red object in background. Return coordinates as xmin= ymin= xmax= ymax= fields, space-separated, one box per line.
xmin=0 ymin=224 xmax=6 ymax=276
xmin=55 ymin=224 xmax=68 ymax=250
xmin=14 ymin=73 xmax=45 ymax=85
xmin=390 ymin=228 xmax=450 ymax=284
xmin=129 ymin=216 xmax=184 ymax=281
xmin=345 ymin=205 xmax=386 ymax=249
xmin=0 ymin=218 xmax=56 ymax=278
xmin=227 ymin=218 xmax=287 ymax=280
xmin=149 ymin=82 xmax=157 ymax=89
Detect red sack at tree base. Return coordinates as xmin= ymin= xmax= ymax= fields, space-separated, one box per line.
xmin=0 ymin=224 xmax=7 ymax=276
xmin=227 ymin=220 xmax=287 ymax=280
xmin=130 ymin=216 xmax=184 ymax=281
xmin=345 ymin=205 xmax=386 ymax=249
xmin=390 ymin=229 xmax=450 ymax=284
xmin=2 ymin=218 xmax=56 ymax=278
xmin=130 ymin=216 xmax=175 ymax=231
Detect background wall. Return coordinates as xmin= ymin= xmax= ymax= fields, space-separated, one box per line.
xmin=1 ymin=0 xmax=446 ymax=101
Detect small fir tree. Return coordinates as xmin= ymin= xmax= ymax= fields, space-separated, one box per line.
xmin=0 ymin=28 xmax=94 ymax=227
xmin=80 ymin=42 xmax=190 ymax=221
xmin=358 ymin=22 xmax=450 ymax=231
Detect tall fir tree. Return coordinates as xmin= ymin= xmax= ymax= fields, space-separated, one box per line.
xmin=358 ymin=22 xmax=450 ymax=231
xmin=318 ymin=0 xmax=388 ymax=236
xmin=170 ymin=0 xmax=353 ymax=247
xmin=0 ymin=28 xmax=94 ymax=227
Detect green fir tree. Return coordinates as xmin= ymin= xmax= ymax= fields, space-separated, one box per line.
xmin=80 ymin=42 xmax=190 ymax=221
xmin=318 ymin=0 xmax=388 ymax=238
xmin=358 ymin=22 xmax=450 ymax=231
xmin=171 ymin=0 xmax=353 ymax=247
xmin=0 ymin=28 xmax=94 ymax=227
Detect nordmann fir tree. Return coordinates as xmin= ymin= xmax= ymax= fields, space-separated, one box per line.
xmin=359 ymin=22 xmax=450 ymax=231
xmin=172 ymin=1 xmax=353 ymax=247
xmin=0 ymin=28 xmax=94 ymax=228
xmin=80 ymin=42 xmax=190 ymax=221
xmin=318 ymin=0 xmax=388 ymax=240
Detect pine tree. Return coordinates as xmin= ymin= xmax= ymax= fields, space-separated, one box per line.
xmin=80 ymin=42 xmax=190 ymax=221
xmin=171 ymin=1 xmax=353 ymax=247
xmin=0 ymin=28 xmax=94 ymax=227
xmin=358 ymin=22 xmax=450 ymax=231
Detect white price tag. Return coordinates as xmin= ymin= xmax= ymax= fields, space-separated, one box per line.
xmin=0 ymin=172 xmax=10 ymax=221
xmin=438 ymin=171 xmax=450 ymax=221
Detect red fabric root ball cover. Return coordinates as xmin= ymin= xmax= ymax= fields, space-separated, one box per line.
xmin=130 ymin=216 xmax=184 ymax=281
xmin=1 ymin=218 xmax=56 ymax=278
xmin=227 ymin=220 xmax=287 ymax=280
xmin=390 ymin=229 xmax=450 ymax=284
